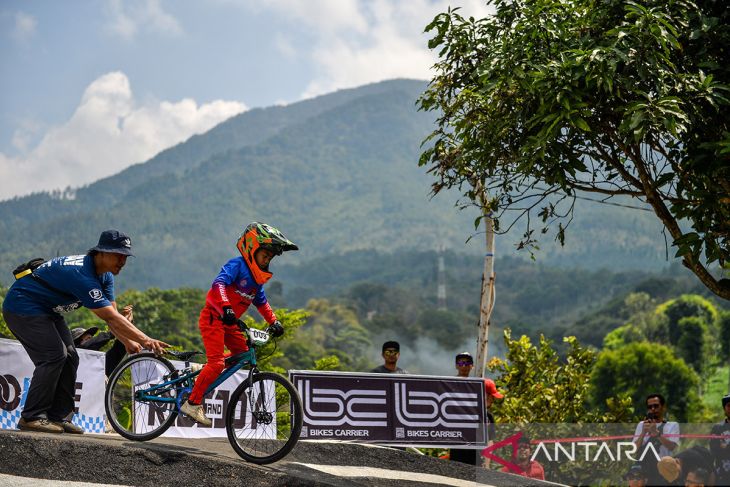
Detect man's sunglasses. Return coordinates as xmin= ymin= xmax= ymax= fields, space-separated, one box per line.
xmin=383 ymin=349 xmax=399 ymax=356
xmin=647 ymin=404 xmax=661 ymax=409
xmin=456 ymin=361 xmax=473 ymax=367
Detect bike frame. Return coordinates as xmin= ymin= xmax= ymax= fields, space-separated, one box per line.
xmin=135 ymin=348 xmax=259 ymax=404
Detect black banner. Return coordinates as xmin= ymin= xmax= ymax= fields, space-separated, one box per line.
xmin=289 ymin=370 xmax=487 ymax=447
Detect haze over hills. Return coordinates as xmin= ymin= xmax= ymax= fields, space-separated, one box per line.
xmin=0 ymin=79 xmax=669 ymax=291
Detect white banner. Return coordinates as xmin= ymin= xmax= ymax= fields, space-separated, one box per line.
xmin=0 ymin=337 xmax=106 ymax=433
xmin=136 ymin=359 xmax=275 ymax=439
xmin=0 ymin=338 xmax=275 ymax=439
xmin=158 ymin=359 xmax=251 ymax=438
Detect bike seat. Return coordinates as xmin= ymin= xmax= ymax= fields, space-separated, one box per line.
xmin=167 ymin=350 xmax=203 ymax=361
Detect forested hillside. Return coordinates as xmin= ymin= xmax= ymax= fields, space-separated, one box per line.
xmin=0 ymin=80 xmax=670 ymax=293
xmin=2 ymin=245 xmax=727 ymax=427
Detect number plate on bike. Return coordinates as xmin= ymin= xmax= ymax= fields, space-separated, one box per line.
xmin=249 ymin=328 xmax=270 ymax=346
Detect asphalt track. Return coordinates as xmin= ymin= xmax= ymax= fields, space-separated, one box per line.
xmin=0 ymin=429 xmax=561 ymax=486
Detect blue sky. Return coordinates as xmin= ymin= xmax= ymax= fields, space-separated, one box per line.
xmin=0 ymin=0 xmax=491 ymax=200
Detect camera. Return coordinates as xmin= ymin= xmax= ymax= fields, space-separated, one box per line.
xmin=646 ymin=412 xmax=658 ymax=421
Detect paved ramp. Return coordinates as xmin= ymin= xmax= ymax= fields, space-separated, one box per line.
xmin=0 ymin=430 xmax=558 ymax=486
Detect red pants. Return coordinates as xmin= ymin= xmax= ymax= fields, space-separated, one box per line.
xmin=188 ymin=306 xmax=248 ymax=404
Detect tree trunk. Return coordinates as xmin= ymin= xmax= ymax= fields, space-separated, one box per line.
xmin=475 ymin=184 xmax=496 ymax=378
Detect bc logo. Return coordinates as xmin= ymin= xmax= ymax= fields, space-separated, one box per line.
xmin=298 ymin=379 xmax=387 ymax=427
xmin=394 ymin=382 xmax=480 ymax=428
xmin=0 ymin=374 xmax=21 ymax=411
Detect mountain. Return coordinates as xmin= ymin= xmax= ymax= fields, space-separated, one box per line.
xmin=0 ymin=79 xmax=670 ymax=290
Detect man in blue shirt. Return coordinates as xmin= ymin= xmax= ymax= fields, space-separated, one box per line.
xmin=2 ymin=230 xmax=168 ymax=434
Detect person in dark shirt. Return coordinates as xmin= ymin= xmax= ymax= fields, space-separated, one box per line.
xmin=371 ymin=341 xmax=408 ymax=374
xmin=449 ymin=363 xmax=502 ymax=466
xmin=71 ymin=304 xmax=134 ymax=377
xmin=710 ymin=393 xmax=730 ymax=486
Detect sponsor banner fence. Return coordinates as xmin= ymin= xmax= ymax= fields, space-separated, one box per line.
xmin=289 ymin=370 xmax=488 ymax=448
xmin=0 ymin=337 xmax=105 ymax=433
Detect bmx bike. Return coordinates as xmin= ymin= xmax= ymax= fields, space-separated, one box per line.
xmin=104 ymin=320 xmax=303 ymax=464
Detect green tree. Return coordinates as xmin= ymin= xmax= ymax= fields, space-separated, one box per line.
xmin=489 ymin=330 xmax=633 ymax=423
xmin=602 ymin=323 xmax=646 ymax=350
xmin=720 ymin=311 xmax=730 ymax=360
xmin=656 ymin=294 xmax=720 ymax=346
xmin=420 ymin=0 xmax=730 ymax=300
xmin=591 ymin=341 xmax=701 ymax=421
xmin=278 ymin=299 xmax=372 ymax=371
xmin=675 ymin=316 xmax=711 ymax=377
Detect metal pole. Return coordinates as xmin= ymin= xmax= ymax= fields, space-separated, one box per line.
xmin=474 ymin=182 xmax=495 ymax=378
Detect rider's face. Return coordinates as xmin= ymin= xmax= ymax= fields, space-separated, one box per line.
xmin=255 ymin=248 xmax=275 ymax=270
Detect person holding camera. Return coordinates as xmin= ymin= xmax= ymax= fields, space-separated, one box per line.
xmin=710 ymin=393 xmax=730 ymax=486
xmin=633 ymin=393 xmax=679 ymax=485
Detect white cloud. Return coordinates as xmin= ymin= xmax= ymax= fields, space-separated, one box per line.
xmin=254 ymin=0 xmax=494 ymax=99
xmin=11 ymin=11 xmax=37 ymax=43
xmin=258 ymin=0 xmax=369 ymax=35
xmin=105 ymin=0 xmax=183 ymax=40
xmin=0 ymin=72 xmax=246 ymax=201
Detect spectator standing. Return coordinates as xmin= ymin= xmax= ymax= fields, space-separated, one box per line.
xmin=633 ymin=393 xmax=680 ymax=485
xmin=449 ymin=373 xmax=502 ymax=466
xmin=371 ymin=341 xmax=408 ymax=374
xmin=500 ymin=436 xmax=545 ymax=480
xmin=710 ymin=393 xmax=730 ymax=486
xmin=455 ymin=351 xmax=474 ymax=377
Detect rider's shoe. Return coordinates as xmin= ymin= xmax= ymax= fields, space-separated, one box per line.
xmin=180 ymin=400 xmax=212 ymax=426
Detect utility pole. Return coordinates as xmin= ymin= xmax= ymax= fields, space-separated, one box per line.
xmin=437 ymin=246 xmax=447 ymax=311
xmin=474 ymin=180 xmax=496 ymax=378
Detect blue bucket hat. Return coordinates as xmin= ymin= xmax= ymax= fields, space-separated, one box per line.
xmin=89 ymin=229 xmax=134 ymax=256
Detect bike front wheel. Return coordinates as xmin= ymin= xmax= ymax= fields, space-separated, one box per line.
xmin=226 ymin=371 xmax=303 ymax=464
xmin=105 ymin=352 xmax=178 ymax=441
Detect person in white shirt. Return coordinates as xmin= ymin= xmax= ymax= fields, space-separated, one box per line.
xmin=633 ymin=393 xmax=679 ymax=485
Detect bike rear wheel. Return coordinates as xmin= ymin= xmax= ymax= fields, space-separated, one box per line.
xmin=225 ymin=371 xmax=303 ymax=464
xmin=105 ymin=352 xmax=178 ymax=441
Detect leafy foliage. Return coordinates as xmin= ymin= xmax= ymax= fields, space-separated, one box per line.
xmin=276 ymin=299 xmax=372 ymax=372
xmin=0 ymin=284 xmax=10 ymax=339
xmin=420 ymin=0 xmax=730 ymax=299
xmin=591 ymin=341 xmax=701 ymax=422
xmin=489 ymin=330 xmax=633 ymax=423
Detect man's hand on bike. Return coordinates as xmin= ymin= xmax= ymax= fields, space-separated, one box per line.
xmin=144 ymin=338 xmax=170 ymax=355
xmin=268 ymin=320 xmax=284 ymax=338
xmin=123 ymin=339 xmax=143 ymax=354
xmin=222 ymin=306 xmax=237 ymax=325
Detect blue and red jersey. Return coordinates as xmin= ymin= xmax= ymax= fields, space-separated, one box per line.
xmin=204 ymin=256 xmax=276 ymax=324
